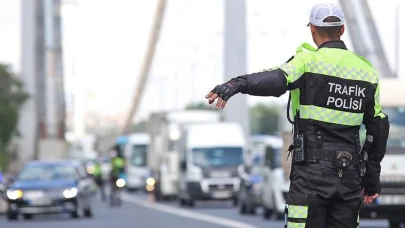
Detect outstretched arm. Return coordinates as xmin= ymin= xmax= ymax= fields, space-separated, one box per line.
xmin=205 ymin=56 xmax=306 ymax=109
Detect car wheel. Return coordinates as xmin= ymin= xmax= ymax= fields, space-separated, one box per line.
xmin=187 ymin=199 xmax=195 ymax=207
xmin=233 ymin=197 xmax=238 ymax=207
xmin=249 ymin=205 xmax=256 ymax=215
xmin=239 ymin=202 xmax=247 ymax=214
xmin=389 ymin=221 xmax=401 ymax=228
xmin=179 ymin=198 xmax=186 ymax=207
xmin=71 ymin=204 xmax=83 ymax=218
xmin=23 ymin=214 xmax=33 ymax=220
xmin=154 ymin=189 xmax=162 ymax=201
xmin=84 ymin=205 xmax=93 ymax=218
xmin=262 ymin=206 xmax=273 ymax=220
xmin=276 ymin=212 xmax=285 ymax=220
xmin=70 ymin=211 xmax=80 ymax=218
xmin=7 ymin=212 xmax=18 ymax=221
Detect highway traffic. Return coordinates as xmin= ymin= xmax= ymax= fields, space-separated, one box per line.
xmin=0 ymin=191 xmax=390 ymax=228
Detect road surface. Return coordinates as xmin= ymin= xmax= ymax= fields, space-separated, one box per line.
xmin=0 ymin=191 xmax=391 ymax=228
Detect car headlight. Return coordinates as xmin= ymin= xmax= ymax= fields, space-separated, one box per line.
xmin=87 ymin=166 xmax=95 ymax=174
xmin=146 ymin=177 xmax=155 ymax=186
xmin=7 ymin=189 xmax=23 ymax=200
xmin=116 ymin=179 xmax=126 ymax=188
xmin=63 ymin=187 xmax=78 ymax=198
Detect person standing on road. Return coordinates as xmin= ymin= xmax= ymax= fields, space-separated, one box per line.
xmin=93 ymin=159 xmax=106 ymax=202
xmin=109 ymin=146 xmax=125 ymax=204
xmin=110 ymin=146 xmax=125 ymax=183
xmin=205 ymin=3 xmax=389 ymax=228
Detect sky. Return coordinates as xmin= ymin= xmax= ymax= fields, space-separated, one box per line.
xmin=0 ymin=0 xmax=403 ymax=124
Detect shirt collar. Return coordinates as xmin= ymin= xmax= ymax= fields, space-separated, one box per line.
xmin=318 ymin=40 xmax=347 ymax=50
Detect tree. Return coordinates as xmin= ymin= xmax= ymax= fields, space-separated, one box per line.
xmin=0 ymin=64 xmax=29 ymax=171
xmin=250 ymin=103 xmax=280 ymax=135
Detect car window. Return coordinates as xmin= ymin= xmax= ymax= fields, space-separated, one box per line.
xmin=130 ymin=145 xmax=148 ymax=166
xmin=18 ymin=164 xmax=78 ymax=181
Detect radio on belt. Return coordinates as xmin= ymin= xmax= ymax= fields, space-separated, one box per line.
xmin=292 ymin=110 xmax=306 ymax=164
xmin=285 ymin=93 xmax=306 ymax=164
xmin=293 ymin=136 xmax=305 ymax=163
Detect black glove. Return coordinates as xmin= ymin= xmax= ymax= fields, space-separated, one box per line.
xmin=210 ymin=80 xmax=240 ymax=101
xmin=361 ymin=176 xmax=381 ymax=196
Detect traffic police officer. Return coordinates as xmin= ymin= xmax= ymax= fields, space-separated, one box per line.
xmin=205 ymin=3 xmax=390 ymax=228
xmin=109 ymin=146 xmax=125 ymax=186
xmin=93 ymin=160 xmax=106 ymax=201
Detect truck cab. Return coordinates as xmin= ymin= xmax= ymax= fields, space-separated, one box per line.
xmin=124 ymin=133 xmax=150 ymax=191
xmin=359 ymin=79 xmax=405 ymax=228
xmin=177 ymin=122 xmax=246 ymax=207
xmin=147 ymin=110 xmax=221 ymax=201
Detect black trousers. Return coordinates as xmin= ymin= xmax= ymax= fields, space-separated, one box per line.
xmin=95 ymin=177 xmax=106 ymax=201
xmin=285 ymin=161 xmax=362 ymax=228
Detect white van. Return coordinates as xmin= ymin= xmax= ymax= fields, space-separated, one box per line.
xmin=177 ymin=122 xmax=246 ymax=207
xmin=147 ymin=110 xmax=222 ymax=200
xmin=251 ymin=135 xmax=289 ymax=220
xmin=124 ymin=133 xmax=150 ymax=191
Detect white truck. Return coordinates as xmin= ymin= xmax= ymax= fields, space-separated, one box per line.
xmin=124 ymin=133 xmax=150 ymax=191
xmin=147 ymin=110 xmax=222 ymax=201
xmin=359 ymin=79 xmax=405 ymax=228
xmin=177 ymin=122 xmax=246 ymax=207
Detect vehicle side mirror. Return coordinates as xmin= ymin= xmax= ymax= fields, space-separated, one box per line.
xmin=180 ymin=161 xmax=187 ymax=171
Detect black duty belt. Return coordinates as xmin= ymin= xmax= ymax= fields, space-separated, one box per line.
xmin=305 ymin=148 xmax=358 ymax=163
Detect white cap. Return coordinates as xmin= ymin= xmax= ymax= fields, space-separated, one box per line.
xmin=308 ymin=3 xmax=345 ymax=27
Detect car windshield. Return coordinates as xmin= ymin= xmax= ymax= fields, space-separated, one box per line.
xmin=17 ymin=164 xmax=78 ymax=182
xmin=360 ymin=107 xmax=405 ymax=152
xmin=130 ymin=145 xmax=148 ymax=166
xmin=192 ymin=147 xmax=243 ymax=168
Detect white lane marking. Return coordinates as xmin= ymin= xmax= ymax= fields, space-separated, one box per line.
xmin=121 ymin=193 xmax=259 ymax=228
